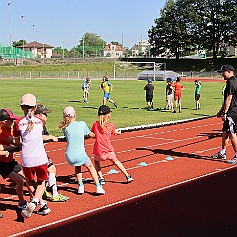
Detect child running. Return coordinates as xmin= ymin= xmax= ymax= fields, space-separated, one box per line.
xmin=14 ymin=93 xmax=51 ymax=218
xmin=100 ymin=76 xmax=117 ymax=108
xmin=0 ymin=109 xmax=27 ymax=210
xmin=173 ymin=77 xmax=185 ymax=113
xmin=91 ymin=105 xmax=134 ymax=185
xmin=59 ymin=106 xmax=105 ymax=194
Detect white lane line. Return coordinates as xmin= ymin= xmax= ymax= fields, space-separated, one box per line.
xmin=8 ymin=165 xmax=236 ymax=237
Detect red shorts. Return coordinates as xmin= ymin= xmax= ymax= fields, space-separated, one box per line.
xmin=94 ymin=152 xmax=117 ymax=162
xmin=23 ymin=164 xmax=48 ymax=181
xmin=174 ymin=94 xmax=182 ymax=101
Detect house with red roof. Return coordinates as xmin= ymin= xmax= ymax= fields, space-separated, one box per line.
xmin=103 ymin=43 xmax=123 ymax=58
xmin=17 ymin=41 xmax=54 ymax=58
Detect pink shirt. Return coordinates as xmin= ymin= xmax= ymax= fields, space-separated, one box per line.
xmin=14 ymin=115 xmax=48 ymax=168
xmin=91 ymin=121 xmax=115 ymax=156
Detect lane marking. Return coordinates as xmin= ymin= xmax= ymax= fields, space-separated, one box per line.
xmin=8 ymin=165 xmax=236 ymax=237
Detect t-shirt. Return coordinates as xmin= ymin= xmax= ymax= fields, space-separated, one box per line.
xmin=224 ymin=76 xmax=237 ymax=118
xmin=0 ymin=127 xmax=14 ymax=162
xmin=101 ymin=81 xmax=111 ymax=93
xmin=166 ymin=84 xmax=173 ymax=95
xmin=63 ymin=121 xmax=90 ymax=166
xmin=144 ymin=84 xmax=154 ymax=97
xmin=91 ymin=121 xmax=115 ymax=156
xmin=13 ymin=115 xmax=48 ymax=168
xmin=82 ymin=80 xmax=91 ymax=91
xmin=173 ymin=82 xmax=184 ymax=95
xmin=195 ymin=84 xmax=201 ymax=94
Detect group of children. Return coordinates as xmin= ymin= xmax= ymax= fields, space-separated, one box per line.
xmin=0 ymin=93 xmax=134 ymax=219
xmin=81 ymin=76 xmax=118 ymax=108
xmin=144 ymin=77 xmax=202 ymax=112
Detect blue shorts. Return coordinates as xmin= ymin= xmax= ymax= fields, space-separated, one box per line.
xmin=104 ymin=92 xmax=110 ymax=99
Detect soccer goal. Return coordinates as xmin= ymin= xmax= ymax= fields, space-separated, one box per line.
xmin=113 ymin=61 xmax=166 ymax=80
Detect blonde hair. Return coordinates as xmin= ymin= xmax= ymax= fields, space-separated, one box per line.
xmin=99 ymin=114 xmax=109 ymax=131
xmin=59 ymin=116 xmax=72 ymax=130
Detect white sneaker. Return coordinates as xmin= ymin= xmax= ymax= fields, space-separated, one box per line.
xmin=21 ymin=201 xmax=37 ymax=218
xmin=37 ymin=204 xmax=51 ymax=215
xmin=96 ymin=185 xmax=105 ymax=195
xmin=211 ymin=151 xmax=227 ymax=160
xmin=78 ymin=185 xmax=84 ymax=194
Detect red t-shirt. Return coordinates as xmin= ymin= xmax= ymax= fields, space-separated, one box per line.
xmin=173 ymin=82 xmax=184 ymax=95
xmin=91 ymin=121 xmax=115 ymax=156
xmin=0 ymin=127 xmax=14 ymax=162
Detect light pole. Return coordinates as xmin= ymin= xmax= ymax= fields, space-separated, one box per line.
xmin=8 ymin=2 xmax=12 ymax=47
xmin=33 ymin=24 xmax=36 ymax=57
xmin=21 ymin=15 xmax=25 ymax=51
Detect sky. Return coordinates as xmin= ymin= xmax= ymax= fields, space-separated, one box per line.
xmin=0 ymin=0 xmax=166 ymax=50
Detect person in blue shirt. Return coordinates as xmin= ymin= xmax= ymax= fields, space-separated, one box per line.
xmin=59 ymin=106 xmax=105 ymax=195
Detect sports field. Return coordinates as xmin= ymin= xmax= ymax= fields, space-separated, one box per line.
xmin=0 ymin=77 xmax=224 ymax=136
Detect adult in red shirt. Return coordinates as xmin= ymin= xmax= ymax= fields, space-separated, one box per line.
xmin=173 ymin=77 xmax=185 ymax=113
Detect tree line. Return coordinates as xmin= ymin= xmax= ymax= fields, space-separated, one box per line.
xmin=148 ymin=0 xmax=237 ymax=59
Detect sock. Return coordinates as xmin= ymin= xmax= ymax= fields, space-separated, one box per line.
xmin=39 ymin=201 xmax=46 ymax=208
xmin=48 ymin=173 xmax=58 ymax=197
xmin=32 ymin=198 xmax=39 ymax=204
xmin=79 ymin=182 xmax=84 ymax=187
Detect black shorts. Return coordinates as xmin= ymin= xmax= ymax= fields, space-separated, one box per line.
xmin=0 ymin=160 xmax=22 ymax=179
xmin=222 ymin=117 xmax=236 ymax=134
xmin=146 ymin=96 xmax=153 ymax=103
xmin=195 ymin=94 xmax=200 ymax=101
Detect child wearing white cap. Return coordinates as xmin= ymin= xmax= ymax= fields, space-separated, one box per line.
xmin=59 ymin=106 xmax=105 ymax=194
xmin=13 ymin=93 xmax=51 ymax=218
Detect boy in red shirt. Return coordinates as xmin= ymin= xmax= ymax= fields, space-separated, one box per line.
xmin=173 ymin=77 xmax=185 ymax=113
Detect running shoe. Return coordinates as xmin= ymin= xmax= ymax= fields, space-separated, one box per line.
xmin=96 ymin=185 xmax=105 ymax=195
xmin=227 ymin=156 xmax=237 ymax=164
xmin=99 ymin=178 xmax=106 ymax=185
xmin=113 ymin=102 xmax=118 ymax=108
xmin=0 ymin=213 xmax=3 ymax=218
xmin=211 ymin=151 xmax=227 ymax=160
xmin=18 ymin=200 xmax=27 ymax=210
xmin=21 ymin=201 xmax=37 ymax=218
xmin=42 ymin=190 xmax=52 ymax=200
xmin=51 ymin=193 xmax=69 ymax=202
xmin=126 ymin=175 xmax=134 ymax=182
xmin=37 ymin=204 xmax=51 ymax=215
xmin=78 ymin=185 xmax=84 ymax=194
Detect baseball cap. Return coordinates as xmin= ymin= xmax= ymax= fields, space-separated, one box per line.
xmin=98 ymin=105 xmax=111 ymax=116
xmin=217 ymin=64 xmax=235 ymax=73
xmin=147 ymin=79 xmax=152 ymax=83
xmin=20 ymin=93 xmax=37 ymax=106
xmin=0 ymin=108 xmax=19 ymax=121
xmin=35 ymin=104 xmax=51 ymax=115
xmin=63 ymin=106 xmax=76 ymax=117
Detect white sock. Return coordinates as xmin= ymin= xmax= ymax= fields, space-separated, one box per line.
xmin=48 ymin=173 xmax=58 ymax=197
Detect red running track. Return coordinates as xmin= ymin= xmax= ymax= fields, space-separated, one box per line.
xmin=1 ymin=117 xmax=237 ymax=237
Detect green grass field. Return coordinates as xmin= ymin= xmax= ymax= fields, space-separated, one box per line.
xmin=0 ymin=78 xmax=224 ymax=136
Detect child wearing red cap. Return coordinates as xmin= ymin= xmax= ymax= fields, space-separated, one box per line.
xmin=91 ymin=105 xmax=134 ymax=185
xmin=14 ymin=93 xmax=51 ymax=218
xmin=59 ymin=106 xmax=105 ymax=195
xmin=0 ymin=108 xmax=27 ymax=210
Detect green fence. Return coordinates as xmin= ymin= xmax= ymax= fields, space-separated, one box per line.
xmin=0 ymin=43 xmax=33 ymax=59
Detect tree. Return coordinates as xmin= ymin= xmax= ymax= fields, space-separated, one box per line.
xmin=76 ymin=32 xmax=107 ymax=58
xmin=12 ymin=40 xmax=27 ymax=47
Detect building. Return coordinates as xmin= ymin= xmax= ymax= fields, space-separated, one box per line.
xmin=130 ymin=40 xmax=151 ymax=57
xmin=17 ymin=41 xmax=54 ymax=58
xmin=104 ymin=43 xmax=123 ymax=58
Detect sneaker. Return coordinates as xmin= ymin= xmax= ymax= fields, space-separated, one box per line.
xmin=21 ymin=201 xmax=37 ymax=218
xmin=42 ymin=190 xmax=52 ymax=200
xmin=126 ymin=175 xmax=134 ymax=182
xmin=172 ymin=110 xmax=176 ymax=113
xmin=78 ymin=185 xmax=84 ymax=194
xmin=99 ymin=178 xmax=106 ymax=185
xmin=96 ymin=185 xmax=105 ymax=195
xmin=18 ymin=200 xmax=27 ymax=210
xmin=211 ymin=151 xmax=227 ymax=160
xmin=113 ymin=102 xmax=118 ymax=108
xmin=227 ymin=156 xmax=237 ymax=164
xmin=0 ymin=213 xmax=3 ymax=218
xmin=51 ymin=193 xmax=69 ymax=202
xmin=37 ymin=204 xmax=51 ymax=215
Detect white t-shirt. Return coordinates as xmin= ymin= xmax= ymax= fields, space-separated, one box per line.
xmin=14 ymin=115 xmax=48 ymax=168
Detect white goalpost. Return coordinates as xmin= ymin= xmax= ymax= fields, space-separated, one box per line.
xmin=113 ymin=61 xmax=166 ymax=81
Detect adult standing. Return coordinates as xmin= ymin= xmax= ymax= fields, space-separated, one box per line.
xmin=212 ymin=65 xmax=237 ymax=164
xmin=144 ymin=79 xmax=154 ymax=110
